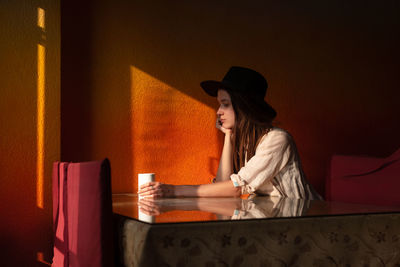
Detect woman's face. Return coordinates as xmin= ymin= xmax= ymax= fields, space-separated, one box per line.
xmin=217 ymin=89 xmax=235 ymax=129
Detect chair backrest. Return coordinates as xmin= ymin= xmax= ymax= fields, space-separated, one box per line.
xmin=52 ymin=159 xmax=114 ymax=267
xmin=326 ymin=148 xmax=400 ymax=206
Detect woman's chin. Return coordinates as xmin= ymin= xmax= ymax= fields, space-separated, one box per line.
xmin=223 ymin=123 xmax=233 ymax=129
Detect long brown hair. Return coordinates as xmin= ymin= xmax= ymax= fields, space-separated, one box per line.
xmin=228 ymin=90 xmax=276 ymax=173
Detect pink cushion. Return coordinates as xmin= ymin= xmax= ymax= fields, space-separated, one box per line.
xmin=326 ymin=148 xmax=400 ymax=206
xmin=52 ymin=159 xmax=113 ymax=267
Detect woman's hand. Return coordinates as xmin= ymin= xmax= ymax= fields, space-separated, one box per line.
xmin=216 ymin=118 xmax=232 ymax=135
xmin=138 ymin=182 xmax=175 ymax=199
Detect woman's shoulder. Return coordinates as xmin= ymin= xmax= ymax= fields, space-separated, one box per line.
xmin=263 ymin=127 xmax=293 ymax=142
xmin=257 ymin=127 xmax=294 ymax=151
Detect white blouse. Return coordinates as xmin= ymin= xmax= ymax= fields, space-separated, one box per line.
xmin=230 ymin=127 xmax=322 ymax=200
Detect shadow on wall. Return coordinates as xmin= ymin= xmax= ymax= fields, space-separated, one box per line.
xmin=62 ymin=0 xmax=400 ymax=196
xmin=0 ymin=0 xmax=60 ymax=266
xmin=61 ymin=0 xmax=95 ymax=163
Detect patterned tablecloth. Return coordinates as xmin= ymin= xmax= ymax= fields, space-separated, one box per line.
xmin=113 ymin=194 xmax=400 ymax=267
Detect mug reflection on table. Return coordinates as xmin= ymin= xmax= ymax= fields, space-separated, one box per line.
xmin=137 ymin=198 xmax=157 ymax=223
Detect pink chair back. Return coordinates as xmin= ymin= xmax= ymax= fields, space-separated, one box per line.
xmin=52 ymin=159 xmax=114 ymax=267
xmin=326 ymin=148 xmax=400 ymax=206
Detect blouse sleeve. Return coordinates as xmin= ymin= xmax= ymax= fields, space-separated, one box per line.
xmin=230 ymin=130 xmax=292 ymax=195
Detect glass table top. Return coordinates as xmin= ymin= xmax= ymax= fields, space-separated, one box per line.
xmin=112 ymin=193 xmax=400 ymax=224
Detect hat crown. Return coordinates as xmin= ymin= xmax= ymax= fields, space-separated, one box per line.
xmin=222 ymin=66 xmax=268 ymax=98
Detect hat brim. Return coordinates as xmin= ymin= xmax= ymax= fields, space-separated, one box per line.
xmin=201 ymin=80 xmax=277 ymax=119
xmin=257 ymin=99 xmax=277 ymax=119
xmin=200 ymin=80 xmax=232 ymax=97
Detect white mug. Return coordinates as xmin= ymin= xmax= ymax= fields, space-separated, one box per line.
xmin=138 ymin=173 xmax=155 ymax=198
xmin=138 ymin=173 xmax=155 ymax=189
xmin=138 ymin=173 xmax=155 ymax=222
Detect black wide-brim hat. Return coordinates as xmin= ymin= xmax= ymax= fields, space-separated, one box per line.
xmin=200 ymin=66 xmax=277 ymax=118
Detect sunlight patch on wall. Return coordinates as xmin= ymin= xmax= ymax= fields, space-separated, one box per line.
xmin=38 ymin=7 xmax=45 ymax=29
xmin=36 ymin=7 xmax=46 ymax=209
xmin=130 ymin=66 xmax=220 ymax=191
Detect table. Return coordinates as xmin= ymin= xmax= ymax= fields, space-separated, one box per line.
xmin=113 ymin=194 xmax=400 ymax=266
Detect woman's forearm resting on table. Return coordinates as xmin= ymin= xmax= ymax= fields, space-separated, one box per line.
xmin=174 ymin=180 xmax=241 ymax=198
xmin=138 ymin=179 xmax=241 ymax=198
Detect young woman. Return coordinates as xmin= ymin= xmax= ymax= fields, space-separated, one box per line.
xmin=138 ymin=66 xmax=322 ymax=200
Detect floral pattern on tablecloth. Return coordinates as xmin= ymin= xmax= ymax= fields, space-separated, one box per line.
xmin=115 ymin=213 xmax=400 ymax=267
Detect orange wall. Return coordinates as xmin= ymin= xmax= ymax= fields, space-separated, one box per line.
xmin=0 ymin=0 xmax=60 ymax=266
xmin=129 ymin=67 xmax=220 ymax=187
xmin=61 ymin=1 xmax=400 ymax=196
